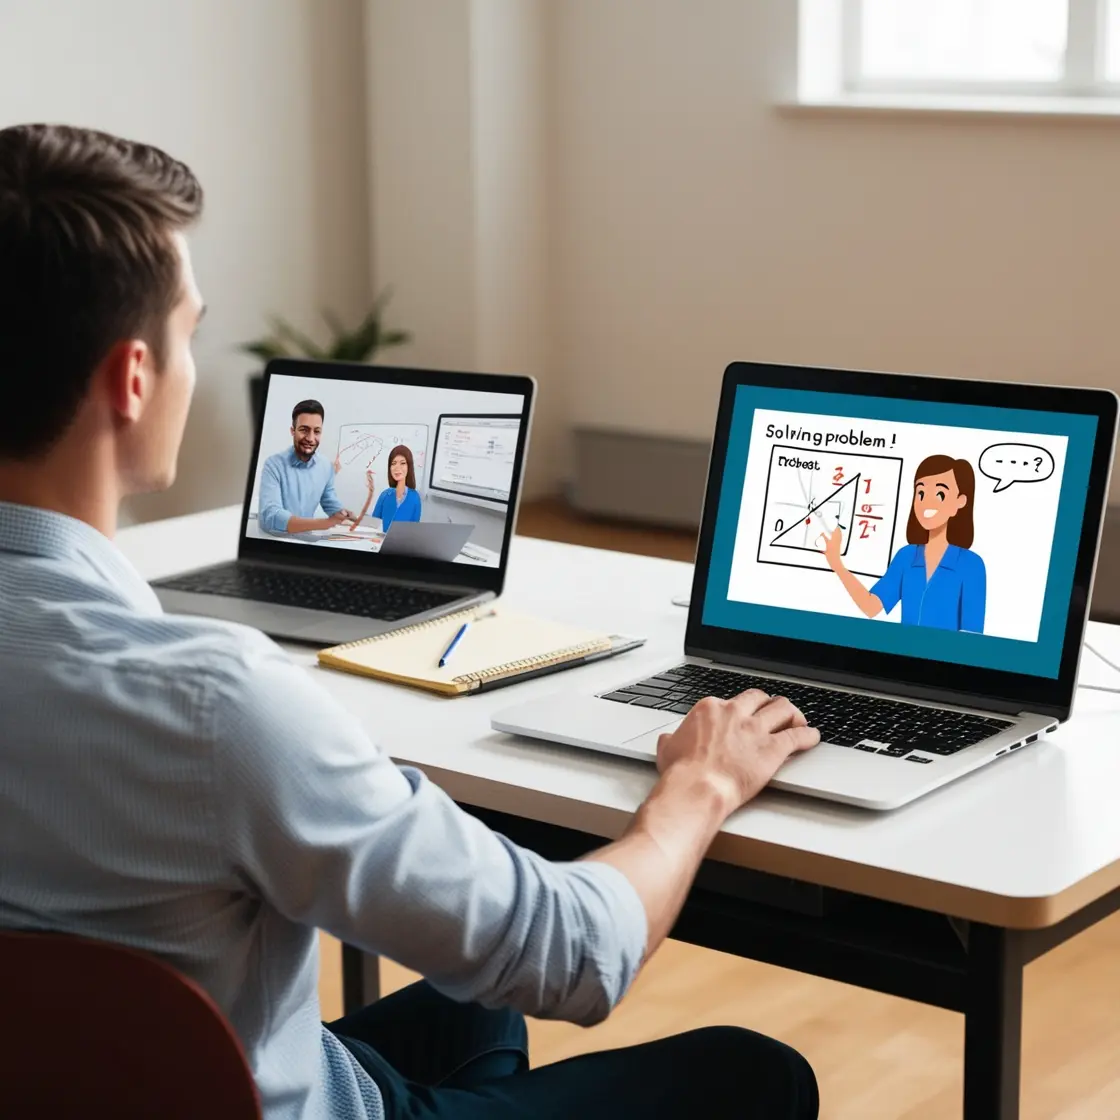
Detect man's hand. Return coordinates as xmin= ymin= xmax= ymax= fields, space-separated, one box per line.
xmin=656 ymin=690 xmax=818 ymax=814
xmin=333 ymin=456 xmax=341 ymax=474
xmin=585 ymin=687 xmax=818 ymax=966
xmin=326 ymin=509 xmax=354 ymax=528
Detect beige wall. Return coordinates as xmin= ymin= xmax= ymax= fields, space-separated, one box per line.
xmin=6 ymin=1 xmax=1116 ymax=517
xmin=365 ymin=0 xmax=558 ymax=496
xmin=550 ymin=0 xmax=1120 ymax=496
xmin=1 ymin=0 xmax=372 ymax=522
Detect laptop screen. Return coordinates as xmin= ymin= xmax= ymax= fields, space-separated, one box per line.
xmin=246 ymin=370 xmax=528 ymax=570
xmin=701 ymin=383 xmax=1101 ymax=682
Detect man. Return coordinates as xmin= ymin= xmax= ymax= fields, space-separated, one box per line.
xmin=258 ymin=400 xmax=355 ymax=533
xmin=0 ymin=123 xmax=820 ymax=1119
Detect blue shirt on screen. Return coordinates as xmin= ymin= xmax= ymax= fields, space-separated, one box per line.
xmin=257 ymin=447 xmax=343 ymax=533
xmin=870 ymin=543 xmax=987 ymax=633
xmin=372 ymin=487 xmax=422 ymax=530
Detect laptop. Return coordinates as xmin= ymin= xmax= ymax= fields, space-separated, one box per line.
xmin=153 ymin=358 xmax=534 ymax=645
xmin=378 ymin=520 xmax=474 ymax=563
xmin=492 ymin=362 xmax=1117 ymax=810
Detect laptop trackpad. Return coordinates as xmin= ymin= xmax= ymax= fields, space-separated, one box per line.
xmin=492 ymin=695 xmax=679 ymax=748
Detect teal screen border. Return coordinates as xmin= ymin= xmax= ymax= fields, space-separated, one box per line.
xmin=702 ymin=386 xmax=1098 ymax=679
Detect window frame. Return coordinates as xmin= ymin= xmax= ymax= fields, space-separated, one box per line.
xmin=840 ymin=0 xmax=1120 ymax=97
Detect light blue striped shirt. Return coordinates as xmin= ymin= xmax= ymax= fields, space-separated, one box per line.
xmin=0 ymin=501 xmax=647 ymax=1120
xmin=258 ymin=448 xmax=344 ymax=533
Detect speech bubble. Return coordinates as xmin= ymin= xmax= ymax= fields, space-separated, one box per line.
xmin=979 ymin=443 xmax=1054 ymax=493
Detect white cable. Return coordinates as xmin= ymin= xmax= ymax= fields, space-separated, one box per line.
xmin=1081 ymin=641 xmax=1120 ymax=694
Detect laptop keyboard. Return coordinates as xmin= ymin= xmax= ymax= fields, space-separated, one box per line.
xmin=601 ymin=664 xmax=1015 ymax=760
xmin=155 ymin=563 xmax=459 ymax=623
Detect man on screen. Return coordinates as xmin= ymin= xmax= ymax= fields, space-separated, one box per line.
xmin=258 ymin=399 xmax=356 ymax=533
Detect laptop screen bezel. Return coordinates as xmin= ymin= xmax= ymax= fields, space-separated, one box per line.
xmin=685 ymin=361 xmax=1117 ymax=721
xmin=237 ymin=359 xmax=535 ymax=594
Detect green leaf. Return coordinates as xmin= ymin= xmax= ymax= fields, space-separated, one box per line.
xmin=378 ymin=329 xmax=411 ymax=348
xmin=320 ymin=307 xmax=349 ymax=343
xmin=238 ymin=290 xmax=410 ymax=366
xmin=239 ymin=339 xmax=289 ymax=361
xmin=269 ymin=315 xmax=326 ymax=359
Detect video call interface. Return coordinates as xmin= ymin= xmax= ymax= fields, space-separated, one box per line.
xmin=247 ymin=374 xmax=525 ymax=569
xmin=703 ymin=385 xmax=1098 ymax=679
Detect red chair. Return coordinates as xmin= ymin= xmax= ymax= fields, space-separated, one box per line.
xmin=0 ymin=929 xmax=262 ymax=1119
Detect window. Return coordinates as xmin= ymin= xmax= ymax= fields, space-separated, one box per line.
xmin=837 ymin=0 xmax=1120 ymax=96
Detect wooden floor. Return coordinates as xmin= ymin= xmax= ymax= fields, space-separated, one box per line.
xmin=320 ymin=497 xmax=1120 ymax=1118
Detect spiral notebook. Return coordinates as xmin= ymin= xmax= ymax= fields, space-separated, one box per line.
xmin=317 ymin=607 xmax=642 ymax=696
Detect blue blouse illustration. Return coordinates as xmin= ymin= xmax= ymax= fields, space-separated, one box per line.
xmin=823 ymin=454 xmax=986 ymax=633
xmin=351 ymin=444 xmax=423 ymax=532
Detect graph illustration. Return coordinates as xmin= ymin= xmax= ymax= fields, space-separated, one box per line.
xmin=338 ymin=431 xmax=384 ymax=468
xmin=756 ymin=445 xmax=903 ymax=578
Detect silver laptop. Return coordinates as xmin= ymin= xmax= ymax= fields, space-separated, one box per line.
xmin=493 ymin=362 xmax=1117 ymax=810
xmin=379 ymin=520 xmax=475 ymax=563
xmin=153 ymin=358 xmax=534 ymax=645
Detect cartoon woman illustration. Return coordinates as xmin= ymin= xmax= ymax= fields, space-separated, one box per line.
xmin=351 ymin=444 xmax=422 ymax=531
xmin=822 ymin=454 xmax=986 ymax=632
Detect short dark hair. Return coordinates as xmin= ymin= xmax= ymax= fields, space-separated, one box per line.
xmin=0 ymin=123 xmax=203 ymax=460
xmin=291 ymin=400 xmax=324 ymax=426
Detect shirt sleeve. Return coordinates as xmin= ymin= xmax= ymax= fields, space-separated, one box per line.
xmin=258 ymin=459 xmax=292 ymax=534
xmin=209 ymin=636 xmax=647 ymax=1027
xmin=869 ymin=546 xmax=908 ymax=617
xmin=960 ymin=552 xmax=986 ymax=633
xmin=319 ymin=470 xmax=343 ymax=516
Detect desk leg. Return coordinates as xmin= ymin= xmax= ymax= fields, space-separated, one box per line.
xmin=963 ymin=924 xmax=1022 ymax=1120
xmin=341 ymin=945 xmax=380 ymax=1015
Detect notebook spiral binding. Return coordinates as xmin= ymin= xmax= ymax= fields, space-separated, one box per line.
xmin=324 ymin=606 xmax=480 ymax=655
xmin=453 ymin=640 xmax=609 ymax=685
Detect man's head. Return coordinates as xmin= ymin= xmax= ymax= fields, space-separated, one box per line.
xmin=290 ymin=400 xmax=325 ymax=462
xmin=0 ymin=123 xmax=204 ymax=496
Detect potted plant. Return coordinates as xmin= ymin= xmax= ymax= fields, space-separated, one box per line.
xmin=242 ymin=287 xmax=412 ymax=426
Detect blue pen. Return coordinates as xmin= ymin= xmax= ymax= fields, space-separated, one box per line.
xmin=438 ymin=621 xmax=470 ymax=668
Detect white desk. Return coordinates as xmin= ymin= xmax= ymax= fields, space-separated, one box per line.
xmin=120 ymin=504 xmax=1120 ymax=1120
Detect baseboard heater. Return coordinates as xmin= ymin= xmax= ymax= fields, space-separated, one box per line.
xmin=568 ymin=426 xmax=709 ymax=530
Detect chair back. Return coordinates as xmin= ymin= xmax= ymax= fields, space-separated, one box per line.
xmin=0 ymin=929 xmax=262 ymax=1119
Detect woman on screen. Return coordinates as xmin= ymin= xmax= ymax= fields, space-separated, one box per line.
xmin=352 ymin=444 xmax=423 ymax=531
xmin=821 ymin=454 xmax=986 ymax=633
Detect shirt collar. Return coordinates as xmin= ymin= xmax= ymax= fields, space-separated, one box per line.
xmin=286 ymin=447 xmax=318 ymax=470
xmin=0 ymin=501 xmax=160 ymax=612
xmin=912 ymin=543 xmax=962 ymax=570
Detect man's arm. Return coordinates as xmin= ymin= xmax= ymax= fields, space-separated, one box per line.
xmin=258 ymin=457 xmax=353 ymax=534
xmin=284 ymin=511 xmax=354 ymax=534
xmin=319 ymin=468 xmax=344 ymax=516
xmin=584 ymin=693 xmax=817 ymax=960
xmin=257 ymin=458 xmax=294 ymax=534
xmin=211 ymin=638 xmax=816 ymax=1026
xmin=211 ymin=636 xmax=648 ymax=1025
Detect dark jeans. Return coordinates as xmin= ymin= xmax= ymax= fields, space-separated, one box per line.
xmin=326 ymin=980 xmax=818 ymax=1119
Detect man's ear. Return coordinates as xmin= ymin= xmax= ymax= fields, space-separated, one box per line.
xmin=101 ymin=339 xmax=151 ymax=423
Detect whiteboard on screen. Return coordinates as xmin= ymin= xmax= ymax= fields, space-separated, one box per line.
xmin=334 ymin=424 xmax=429 ymax=514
